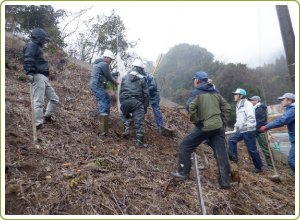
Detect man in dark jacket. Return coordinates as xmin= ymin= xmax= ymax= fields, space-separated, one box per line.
xmin=171 ymin=71 xmax=232 ymax=190
xmin=90 ymin=50 xmax=119 ymax=117
xmin=23 ymin=28 xmax=59 ymax=129
xmin=119 ymin=59 xmax=149 ymax=147
xmin=248 ymin=96 xmax=275 ymax=167
xmin=142 ymin=72 xmax=164 ymax=130
xmin=260 ymin=93 xmax=295 ymax=174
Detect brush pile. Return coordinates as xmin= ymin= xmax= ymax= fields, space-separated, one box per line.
xmin=5 ymin=37 xmax=295 ymax=215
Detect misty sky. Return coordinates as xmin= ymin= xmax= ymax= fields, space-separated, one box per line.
xmin=55 ymin=1 xmax=298 ymax=68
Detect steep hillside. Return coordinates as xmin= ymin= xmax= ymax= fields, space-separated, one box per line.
xmin=4 ymin=37 xmax=295 ymax=215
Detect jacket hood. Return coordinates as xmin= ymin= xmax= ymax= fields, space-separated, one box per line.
xmin=94 ymin=58 xmax=106 ymax=65
xmin=260 ymin=103 xmax=267 ymax=109
xmin=195 ymin=82 xmax=215 ymax=92
xmin=128 ymin=70 xmax=144 ymax=82
xmin=31 ymin=28 xmax=51 ymax=44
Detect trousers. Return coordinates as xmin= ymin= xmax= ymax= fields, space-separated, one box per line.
xmin=32 ymin=74 xmax=59 ymax=126
xmin=178 ymin=126 xmax=231 ymax=187
xmin=228 ymin=131 xmax=263 ymax=169
xmin=91 ymin=88 xmax=111 ymax=115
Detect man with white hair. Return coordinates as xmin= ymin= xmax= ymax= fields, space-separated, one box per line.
xmin=260 ymin=93 xmax=295 ymax=174
xmin=90 ymin=50 xmax=119 ymax=118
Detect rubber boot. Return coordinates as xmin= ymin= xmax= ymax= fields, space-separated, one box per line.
xmin=122 ymin=127 xmax=130 ymax=138
xmin=136 ymin=134 xmax=148 ymax=148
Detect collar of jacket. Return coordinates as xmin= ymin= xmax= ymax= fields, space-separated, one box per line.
xmin=237 ymin=98 xmax=247 ymax=108
xmin=129 ymin=70 xmax=144 ymax=79
xmin=286 ymin=102 xmax=295 ymax=110
xmin=254 ymin=102 xmax=261 ymax=109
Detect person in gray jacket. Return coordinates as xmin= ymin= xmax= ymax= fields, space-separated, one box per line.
xmin=23 ymin=28 xmax=59 ymax=129
xmin=228 ymin=89 xmax=263 ymax=173
xmin=119 ymin=59 xmax=149 ymax=147
xmin=90 ymin=50 xmax=119 ymax=117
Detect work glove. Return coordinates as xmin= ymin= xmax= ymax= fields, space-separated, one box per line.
xmin=115 ymin=81 xmax=119 ymax=86
xmin=259 ymin=126 xmax=267 ymax=132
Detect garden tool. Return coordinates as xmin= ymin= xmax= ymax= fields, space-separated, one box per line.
xmin=264 ymin=131 xmax=281 ymax=183
xmin=29 ymin=82 xmax=37 ymax=143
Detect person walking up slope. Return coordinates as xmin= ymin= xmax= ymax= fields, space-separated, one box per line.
xmin=119 ymin=59 xmax=149 ymax=147
xmin=90 ymin=50 xmax=119 ymax=119
xmin=228 ymin=89 xmax=264 ymax=173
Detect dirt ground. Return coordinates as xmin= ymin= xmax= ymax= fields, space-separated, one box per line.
xmin=4 ymin=37 xmax=295 ymax=215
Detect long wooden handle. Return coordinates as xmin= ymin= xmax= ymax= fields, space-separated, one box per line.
xmin=264 ymin=131 xmax=278 ymax=175
xmin=152 ymin=54 xmax=162 ymax=77
xmin=30 ymin=83 xmax=37 ymax=143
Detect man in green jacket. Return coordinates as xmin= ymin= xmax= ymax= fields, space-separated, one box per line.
xmin=171 ymin=71 xmax=231 ymax=190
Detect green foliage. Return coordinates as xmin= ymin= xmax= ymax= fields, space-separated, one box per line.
xmin=77 ymin=10 xmax=138 ymax=68
xmin=5 ymin=5 xmax=66 ymax=54
xmin=18 ymin=72 xmax=26 ymax=81
xmin=93 ymin=158 xmax=104 ymax=168
xmin=156 ymin=43 xmax=218 ymax=105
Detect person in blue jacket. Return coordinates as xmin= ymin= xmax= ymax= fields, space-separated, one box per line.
xmin=90 ymin=50 xmax=119 ymax=117
xmin=143 ymin=72 xmax=164 ymax=130
xmin=260 ymin=93 xmax=295 ymax=174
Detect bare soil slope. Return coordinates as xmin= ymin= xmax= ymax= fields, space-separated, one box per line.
xmin=5 ymin=37 xmax=295 ymax=215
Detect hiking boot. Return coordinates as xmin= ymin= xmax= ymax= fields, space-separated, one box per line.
xmin=228 ymin=152 xmax=238 ymax=163
xmin=36 ymin=124 xmax=44 ymax=130
xmin=44 ymin=116 xmax=55 ymax=123
xmin=251 ymin=168 xmax=262 ymax=173
xmin=154 ymin=126 xmax=161 ymax=130
xmin=171 ymin=171 xmax=189 ymax=180
xmin=220 ymin=185 xmax=231 ymax=190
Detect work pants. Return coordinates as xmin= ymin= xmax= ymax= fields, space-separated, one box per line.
xmin=32 ymin=74 xmax=59 ymax=126
xmin=256 ymin=132 xmax=275 ymax=167
xmin=228 ymin=131 xmax=263 ymax=169
xmin=151 ymin=102 xmax=164 ymax=128
xmin=178 ymin=126 xmax=231 ymax=187
xmin=91 ymin=88 xmax=111 ymax=115
xmin=120 ymin=99 xmax=145 ymax=135
xmin=288 ymin=142 xmax=295 ymax=174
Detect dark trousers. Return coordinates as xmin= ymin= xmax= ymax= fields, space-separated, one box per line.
xmin=228 ymin=131 xmax=263 ymax=169
xmin=120 ymin=99 xmax=145 ymax=135
xmin=178 ymin=126 xmax=231 ymax=187
xmin=151 ymin=102 xmax=164 ymax=128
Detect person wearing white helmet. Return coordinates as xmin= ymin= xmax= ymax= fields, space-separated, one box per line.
xmin=228 ymin=88 xmax=263 ymax=173
xmin=119 ymin=59 xmax=149 ymax=147
xmin=90 ymin=50 xmax=119 ymax=118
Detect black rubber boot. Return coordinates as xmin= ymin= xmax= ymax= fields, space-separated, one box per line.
xmin=136 ymin=134 xmax=148 ymax=148
xmin=121 ymin=127 xmax=130 ymax=138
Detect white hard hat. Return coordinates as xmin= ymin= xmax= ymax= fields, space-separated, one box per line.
xmin=103 ymin=50 xmax=115 ymax=60
xmin=132 ymin=59 xmax=144 ymax=68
